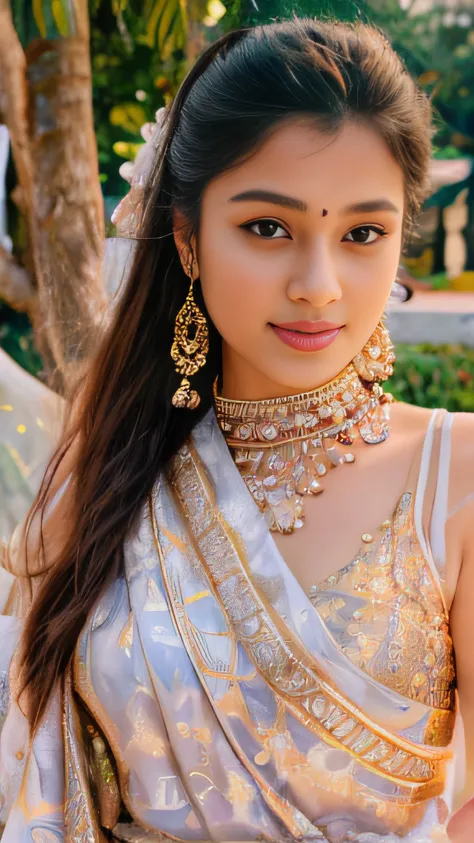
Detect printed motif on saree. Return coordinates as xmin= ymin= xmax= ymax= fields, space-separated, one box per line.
xmin=0 ymin=411 xmax=456 ymax=842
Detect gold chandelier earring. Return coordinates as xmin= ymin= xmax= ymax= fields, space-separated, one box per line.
xmin=352 ymin=317 xmax=395 ymax=387
xmin=170 ymin=262 xmax=209 ymax=409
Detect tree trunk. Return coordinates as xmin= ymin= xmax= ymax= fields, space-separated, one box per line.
xmin=0 ymin=0 xmax=107 ymax=393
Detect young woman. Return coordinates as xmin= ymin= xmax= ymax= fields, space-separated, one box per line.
xmin=1 ymin=17 xmax=474 ymax=843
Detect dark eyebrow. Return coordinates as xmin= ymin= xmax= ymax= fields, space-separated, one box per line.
xmin=229 ymin=191 xmax=400 ymax=215
xmin=229 ymin=190 xmax=308 ymax=212
xmin=343 ymin=199 xmax=400 ymax=214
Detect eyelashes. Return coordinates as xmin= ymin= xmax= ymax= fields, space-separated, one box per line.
xmin=342 ymin=226 xmax=387 ymax=244
xmin=241 ymin=219 xmax=289 ymax=239
xmin=240 ymin=218 xmax=388 ymax=244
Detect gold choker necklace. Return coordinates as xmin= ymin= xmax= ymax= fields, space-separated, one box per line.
xmin=214 ymin=364 xmax=393 ymax=534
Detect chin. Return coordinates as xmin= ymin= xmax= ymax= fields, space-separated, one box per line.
xmin=277 ymin=356 xmax=352 ymax=391
xmin=257 ymin=363 xmax=345 ymax=397
xmin=260 ymin=336 xmax=354 ymax=393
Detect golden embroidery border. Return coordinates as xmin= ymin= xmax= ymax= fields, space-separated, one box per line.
xmin=169 ymin=442 xmax=452 ymax=795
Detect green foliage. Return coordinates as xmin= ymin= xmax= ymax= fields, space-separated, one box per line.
xmin=89 ymin=0 xmax=216 ymax=197
xmin=32 ymin=0 xmax=74 ymax=37
xmin=432 ymin=144 xmax=465 ymax=160
xmin=367 ymin=4 xmax=474 ymax=152
xmin=140 ymin=0 xmax=187 ymax=59
xmin=89 ymin=9 xmax=171 ymax=197
xmin=0 ymin=304 xmax=43 ymax=378
xmin=235 ymin=0 xmax=368 ymax=26
xmin=12 ymin=0 xmax=74 ymax=42
xmin=387 ymin=345 xmax=474 ymax=412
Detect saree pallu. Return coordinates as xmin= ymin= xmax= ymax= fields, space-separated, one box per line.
xmin=0 ymin=412 xmax=456 ymax=842
xmin=0 ymin=350 xmax=65 ymax=543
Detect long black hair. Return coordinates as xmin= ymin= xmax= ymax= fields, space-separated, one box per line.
xmin=22 ymin=17 xmax=433 ymax=727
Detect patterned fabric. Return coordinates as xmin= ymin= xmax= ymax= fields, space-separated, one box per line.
xmin=308 ymin=491 xmax=455 ymax=714
xmin=0 ymin=411 xmax=457 ymax=842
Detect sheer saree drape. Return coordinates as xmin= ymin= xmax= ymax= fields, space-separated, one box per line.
xmin=0 ymin=413 xmax=455 ymax=843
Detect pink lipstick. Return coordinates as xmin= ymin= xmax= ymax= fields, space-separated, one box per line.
xmin=270 ymin=320 xmax=343 ymax=352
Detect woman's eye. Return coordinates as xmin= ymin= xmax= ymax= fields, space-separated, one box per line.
xmin=243 ymin=220 xmax=290 ymax=239
xmin=343 ymin=226 xmax=386 ymax=244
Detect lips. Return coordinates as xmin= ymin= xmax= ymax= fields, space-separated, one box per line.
xmin=275 ymin=320 xmax=342 ymax=333
xmin=270 ymin=320 xmax=343 ymax=353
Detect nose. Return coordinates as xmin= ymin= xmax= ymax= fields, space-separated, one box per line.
xmin=286 ymin=242 xmax=343 ymax=308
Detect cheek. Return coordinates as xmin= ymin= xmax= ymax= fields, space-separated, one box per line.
xmin=337 ymin=237 xmax=401 ymax=351
xmin=198 ymin=226 xmax=277 ymax=340
xmin=343 ymin=236 xmax=400 ymax=303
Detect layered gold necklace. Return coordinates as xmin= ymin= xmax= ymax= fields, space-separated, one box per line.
xmin=214 ymin=348 xmax=394 ymax=534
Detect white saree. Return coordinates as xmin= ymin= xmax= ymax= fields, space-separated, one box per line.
xmin=0 ymin=409 xmax=457 ymax=843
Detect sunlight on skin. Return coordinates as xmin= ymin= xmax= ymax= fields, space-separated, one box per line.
xmin=174 ymin=118 xmax=405 ymax=400
xmin=448 ymin=798 xmax=474 ymax=842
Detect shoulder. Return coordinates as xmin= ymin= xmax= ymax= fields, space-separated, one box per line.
xmin=446 ymin=416 xmax=474 ymax=753
xmin=449 ymin=415 xmax=474 ymax=584
xmin=389 ymin=400 xmax=434 ymax=434
xmin=388 ymin=401 xmax=437 ymax=453
xmin=391 ymin=402 xmax=474 ymax=457
xmin=449 ymin=412 xmax=474 ymax=511
xmin=390 ymin=404 xmax=474 ymax=523
xmin=450 ymin=410 xmax=474 ymax=450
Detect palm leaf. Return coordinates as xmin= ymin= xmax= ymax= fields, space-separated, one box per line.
xmin=145 ymin=0 xmax=166 ymax=48
xmin=112 ymin=0 xmax=129 ymax=12
xmin=30 ymin=0 xmax=77 ymax=38
xmin=157 ymin=0 xmax=181 ymax=59
xmin=143 ymin=0 xmax=157 ymax=17
xmin=51 ymin=0 xmax=72 ymax=35
xmin=32 ymin=0 xmax=47 ymax=36
xmin=144 ymin=0 xmax=186 ymax=57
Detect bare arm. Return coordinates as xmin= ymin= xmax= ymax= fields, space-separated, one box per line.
xmin=448 ymin=531 xmax=474 ymax=842
xmin=451 ymin=507 xmax=474 ymax=798
xmin=446 ymin=414 xmax=474 ymax=840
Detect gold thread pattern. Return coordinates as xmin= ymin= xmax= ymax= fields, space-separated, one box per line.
xmin=63 ymin=665 xmax=106 ymax=842
xmin=169 ymin=443 xmax=453 ymax=797
xmin=308 ymin=492 xmax=455 ymax=716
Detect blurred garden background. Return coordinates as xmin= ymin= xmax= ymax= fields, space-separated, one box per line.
xmin=0 ymin=0 xmax=474 ymax=410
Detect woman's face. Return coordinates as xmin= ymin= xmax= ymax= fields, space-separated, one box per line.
xmin=191 ymin=119 xmax=405 ymax=399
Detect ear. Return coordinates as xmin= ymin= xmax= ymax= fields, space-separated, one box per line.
xmin=173 ymin=209 xmax=199 ymax=279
